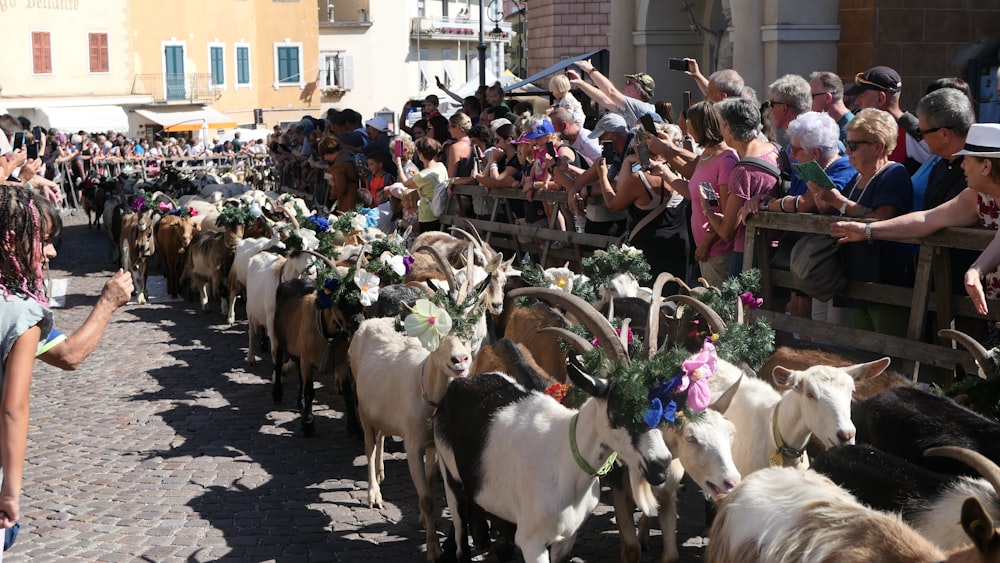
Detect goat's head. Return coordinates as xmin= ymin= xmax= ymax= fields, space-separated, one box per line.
xmin=135 ymin=209 xmax=156 ymax=256
xmin=511 ymin=286 xmax=673 ymax=517
xmin=429 ymin=334 xmax=473 ymax=378
xmin=773 ymin=357 xmax=890 ymax=448
xmin=452 ymin=223 xmax=514 ymax=316
xmin=924 ymin=446 xmax=1000 ymax=560
xmin=664 ymin=374 xmax=743 ymax=499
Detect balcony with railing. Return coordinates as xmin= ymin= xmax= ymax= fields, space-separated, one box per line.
xmin=317 ymin=0 xmax=372 ymax=27
xmin=130 ymin=73 xmax=216 ymax=104
xmin=410 ymin=17 xmax=513 ymax=43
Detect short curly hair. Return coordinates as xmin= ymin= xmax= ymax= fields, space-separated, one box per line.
xmin=846 ymin=108 xmax=897 ymax=155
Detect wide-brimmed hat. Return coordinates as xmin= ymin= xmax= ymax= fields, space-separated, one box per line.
xmin=953 ymin=123 xmax=1000 ymax=158
xmin=845 ymin=66 xmax=902 ymax=97
xmin=625 ymin=72 xmax=656 ymax=99
xmin=588 ymin=112 xmax=628 ymax=139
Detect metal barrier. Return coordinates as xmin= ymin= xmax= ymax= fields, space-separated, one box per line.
xmin=744 ymin=212 xmax=1000 ymax=380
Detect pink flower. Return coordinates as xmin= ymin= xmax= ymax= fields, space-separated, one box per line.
xmin=740 ymin=291 xmax=763 ymax=310
xmin=591 ymin=327 xmax=634 ymax=348
xmin=681 ymin=339 xmax=718 ymax=412
xmin=158 ymin=201 xmax=174 ymax=212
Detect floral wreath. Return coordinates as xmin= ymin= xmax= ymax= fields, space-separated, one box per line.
xmin=688 ymin=268 xmax=774 ymax=370
xmin=583 ymin=244 xmax=651 ymax=288
xmin=314 ymin=235 xmax=413 ymax=310
xmin=394 ymin=291 xmax=483 ymax=351
xmin=216 ymin=202 xmax=260 ymax=228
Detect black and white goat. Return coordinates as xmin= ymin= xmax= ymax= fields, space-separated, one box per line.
xmin=707 ymin=447 xmax=1000 ymax=563
xmin=813 ymin=444 xmax=1000 ymax=551
xmin=433 ymin=288 xmax=673 ymax=563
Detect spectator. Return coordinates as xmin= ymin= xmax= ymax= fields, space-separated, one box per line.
xmin=810 ymin=71 xmax=855 ymax=143
xmin=548 ymin=74 xmax=585 ymax=127
xmin=654 ymin=101 xmax=739 ymax=288
xmin=683 ymin=59 xmax=746 ymax=103
xmin=549 ymin=107 xmax=600 ymax=165
xmin=565 ymin=112 xmax=631 ymax=237
xmin=475 ymin=123 xmax=523 ymax=192
xmin=423 ymin=95 xmax=442 ymax=120
xmin=427 ymin=114 xmax=451 ymax=144
xmin=403 ymin=137 xmax=447 ymax=232
xmin=362 ymin=116 xmax=395 ymax=175
xmin=567 ymin=59 xmax=657 ymax=127
xmin=814 ymin=108 xmax=914 ymax=336
xmin=319 ymin=135 xmax=360 ymax=212
xmin=485 ymin=82 xmax=512 ymax=115
xmin=846 ymin=65 xmax=930 ymax=173
xmin=915 ymin=88 xmax=975 ymax=211
xmin=366 ymin=153 xmax=395 ymax=205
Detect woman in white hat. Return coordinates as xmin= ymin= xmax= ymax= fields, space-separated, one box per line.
xmin=831 ymin=122 xmax=1000 ymax=315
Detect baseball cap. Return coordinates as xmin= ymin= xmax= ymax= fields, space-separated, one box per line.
xmin=845 ymin=66 xmax=902 ymax=97
xmin=588 ymin=113 xmax=628 ymax=139
xmin=511 ymin=133 xmax=532 ymax=144
xmin=523 ymin=119 xmax=555 ymax=139
xmin=489 ymin=118 xmax=512 ymax=132
xmin=365 ymin=116 xmax=389 ymax=132
xmin=625 ymin=73 xmax=656 ymax=99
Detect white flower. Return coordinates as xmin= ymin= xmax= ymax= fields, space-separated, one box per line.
xmin=381 ymin=252 xmax=406 ymax=277
xmin=544 ymin=264 xmax=575 ymax=293
xmin=351 ymin=213 xmax=367 ymax=233
xmin=404 ymin=299 xmax=453 ymax=352
xmin=354 ymin=269 xmax=381 ymax=306
xmin=621 ymin=244 xmax=643 ymax=258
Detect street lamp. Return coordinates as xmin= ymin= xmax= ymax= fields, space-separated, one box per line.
xmin=488 ymin=0 xmax=503 ymax=35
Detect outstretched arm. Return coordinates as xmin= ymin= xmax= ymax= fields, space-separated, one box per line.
xmin=39 ymin=269 xmax=133 ymax=371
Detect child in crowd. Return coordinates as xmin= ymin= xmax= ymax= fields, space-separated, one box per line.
xmin=0 ymin=186 xmax=62 ymax=555
xmin=548 ymin=74 xmax=585 ymax=127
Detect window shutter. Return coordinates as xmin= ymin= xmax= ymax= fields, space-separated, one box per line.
xmin=342 ymin=55 xmax=354 ymax=90
xmin=32 ymin=32 xmax=51 ymax=74
xmin=89 ymin=34 xmax=99 ymax=72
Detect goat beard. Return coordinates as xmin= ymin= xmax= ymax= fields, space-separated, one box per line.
xmin=629 ymin=464 xmax=659 ymax=517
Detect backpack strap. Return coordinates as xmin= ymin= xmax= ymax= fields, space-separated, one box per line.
xmin=897 ymin=112 xmax=921 ymax=141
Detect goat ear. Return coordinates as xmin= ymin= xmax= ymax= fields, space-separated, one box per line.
xmin=710 ymin=373 xmax=743 ymax=415
xmin=961 ymin=497 xmax=997 ymax=552
xmin=771 ymin=366 xmax=799 ymax=389
xmin=566 ymin=362 xmax=609 ymax=398
xmin=842 ymin=357 xmax=891 ymax=381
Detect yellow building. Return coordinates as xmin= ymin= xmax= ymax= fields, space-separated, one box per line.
xmin=0 ymin=0 xmax=320 ymax=138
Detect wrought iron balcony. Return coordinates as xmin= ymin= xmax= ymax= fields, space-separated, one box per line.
xmin=130 ymin=73 xmax=216 ymax=104
xmin=410 ymin=17 xmax=513 ymax=43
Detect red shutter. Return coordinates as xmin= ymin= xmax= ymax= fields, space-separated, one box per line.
xmin=89 ymin=33 xmax=108 ymax=73
xmin=32 ymin=32 xmax=51 ymax=74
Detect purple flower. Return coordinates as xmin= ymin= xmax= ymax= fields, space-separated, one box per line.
xmin=130 ymin=196 xmax=146 ymax=212
xmin=740 ymin=291 xmax=763 ymax=310
xmin=592 ymin=327 xmax=634 ymax=348
xmin=403 ymin=255 xmax=414 ymax=275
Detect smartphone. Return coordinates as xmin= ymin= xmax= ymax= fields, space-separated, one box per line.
xmin=683 ymin=90 xmax=692 ymax=110
xmin=669 ymin=58 xmax=690 ymax=72
xmin=601 ymin=141 xmax=614 ymax=162
xmin=11 ymin=131 xmax=26 ymax=151
xmin=700 ymin=182 xmax=720 ymax=207
xmin=393 ymin=139 xmax=404 ymax=158
xmin=27 ymin=142 xmax=39 ymax=160
xmin=545 ymin=140 xmax=556 ymax=158
xmin=639 ymin=113 xmax=657 ymax=134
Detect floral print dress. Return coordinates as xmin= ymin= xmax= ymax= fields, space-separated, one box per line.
xmin=978 ymin=192 xmax=1000 ymax=299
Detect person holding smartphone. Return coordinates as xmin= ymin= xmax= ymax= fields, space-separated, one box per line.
xmin=565 ymin=59 xmax=658 ymax=128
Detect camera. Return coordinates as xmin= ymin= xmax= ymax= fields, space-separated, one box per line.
xmin=601 ymin=141 xmax=614 ymax=162
xmin=668 ymin=58 xmax=690 ymax=72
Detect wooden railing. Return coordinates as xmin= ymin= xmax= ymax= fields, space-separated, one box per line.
xmin=744 ymin=212 xmax=1000 ymax=380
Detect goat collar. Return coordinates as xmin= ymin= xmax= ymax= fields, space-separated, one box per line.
xmin=419 ymin=359 xmax=437 ymax=409
xmin=569 ymin=413 xmax=617 ymax=477
xmin=769 ymin=400 xmax=809 ymax=467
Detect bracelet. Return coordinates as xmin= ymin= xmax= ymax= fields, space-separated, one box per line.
xmin=793 ymin=196 xmax=799 ymax=213
xmin=839 ymin=199 xmax=850 ymax=216
xmin=865 ymin=222 xmax=873 ymax=243
xmin=779 ymin=196 xmax=790 ymax=213
xmin=970 ymin=264 xmax=985 ymax=278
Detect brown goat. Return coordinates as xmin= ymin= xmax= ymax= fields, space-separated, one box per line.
xmin=155 ymin=214 xmax=199 ymax=299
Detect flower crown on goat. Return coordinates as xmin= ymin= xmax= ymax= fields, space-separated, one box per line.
xmin=397 ymin=293 xmax=482 ymax=352
xmin=216 ymin=203 xmax=260 ymax=228
xmin=314 ymin=237 xmax=413 ymax=310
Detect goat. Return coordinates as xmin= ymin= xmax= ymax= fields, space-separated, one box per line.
xmin=80 ymin=175 xmax=110 ymax=229
xmin=706 ymin=447 xmax=1000 ymax=563
xmin=348 ymin=310 xmax=478 ymax=562
xmin=273 ymin=276 xmax=351 ymax=436
xmin=104 ymin=196 xmax=131 ymax=265
xmin=120 ymin=208 xmax=156 ymax=305
xmin=707 ymin=352 xmax=890 ymax=475
xmin=813 ymin=444 xmax=1000 ymax=552
xmin=155 ymin=212 xmax=200 ymax=299
xmin=227 ymin=207 xmax=300 ymax=325
xmin=182 ymin=230 xmax=229 ymax=314
xmin=434 ymin=287 xmax=673 ymax=563
xmin=759 ymin=344 xmax=913 ymax=402
xmin=854 ymin=384 xmax=1000 ymax=477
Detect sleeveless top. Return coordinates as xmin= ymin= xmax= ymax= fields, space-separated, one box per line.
xmin=977 ymin=193 xmax=1000 ymax=300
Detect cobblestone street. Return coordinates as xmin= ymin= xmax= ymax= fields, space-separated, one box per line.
xmin=10 ymin=211 xmax=708 ymax=562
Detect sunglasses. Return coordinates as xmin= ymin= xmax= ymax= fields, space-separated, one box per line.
xmin=811 ymin=92 xmax=829 ymax=98
xmin=845 ymin=139 xmax=875 ymax=151
xmin=761 ymin=100 xmax=789 ymax=110
xmin=917 ymin=126 xmax=950 ymax=140
xmin=854 ymin=72 xmax=897 ymax=93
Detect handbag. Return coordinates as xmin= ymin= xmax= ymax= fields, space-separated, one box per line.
xmin=789 ymin=234 xmax=847 ymax=301
xmin=430 ymin=178 xmax=456 ymax=217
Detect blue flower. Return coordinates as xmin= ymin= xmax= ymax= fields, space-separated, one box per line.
xmin=316 ymin=277 xmax=340 ymax=309
xmin=306 ymin=214 xmax=330 ymax=232
xmin=362 ymin=207 xmax=380 ymax=229
xmin=643 ymin=375 xmax=683 ymax=428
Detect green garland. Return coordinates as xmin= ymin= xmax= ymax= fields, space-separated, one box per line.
xmin=393 ymin=290 xmax=484 ymax=344
xmin=692 ymin=269 xmax=774 ymax=370
xmin=216 ymin=204 xmax=255 ymax=228
xmin=582 ymin=244 xmax=651 ymax=288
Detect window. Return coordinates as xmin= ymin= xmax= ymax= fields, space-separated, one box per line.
xmin=235 ymin=44 xmax=251 ymax=88
xmin=209 ymin=43 xmax=225 ymax=87
xmin=273 ymin=43 xmax=303 ymax=87
xmin=321 ymin=52 xmax=354 ymax=91
xmin=88 ymin=32 xmax=109 ymax=73
xmin=32 ymin=31 xmax=52 ymax=74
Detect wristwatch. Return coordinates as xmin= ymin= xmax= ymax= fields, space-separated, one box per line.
xmin=838 ymin=200 xmax=849 ymax=215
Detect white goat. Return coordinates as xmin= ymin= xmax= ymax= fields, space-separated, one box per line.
xmin=707 ymin=450 xmax=1000 ymax=563
xmin=434 ymin=288 xmax=674 ymax=563
xmin=707 ymin=356 xmax=890 ymax=475
xmin=348 ymin=315 xmax=476 ymax=562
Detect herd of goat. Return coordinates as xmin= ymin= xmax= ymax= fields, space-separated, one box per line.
xmin=86 ymin=170 xmax=1000 ymax=562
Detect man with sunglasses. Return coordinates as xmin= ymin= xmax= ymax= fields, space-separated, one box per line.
xmin=845 ymin=65 xmax=931 ymax=174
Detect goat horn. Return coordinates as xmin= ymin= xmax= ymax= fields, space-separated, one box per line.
xmin=665 ymin=294 xmax=727 ymax=336
xmin=939 ymin=328 xmax=996 ymax=379
xmin=300 ymin=249 xmax=336 ymax=270
xmin=279 ymin=204 xmax=300 ymax=230
xmin=509 ymin=287 xmax=628 ymax=365
xmin=405 ymin=280 xmax=437 ymax=298
xmin=461 ymin=219 xmax=485 ymax=246
xmin=646 ymin=272 xmax=676 ymax=360
xmin=456 ymin=242 xmax=475 ymax=305
xmin=149 ymin=191 xmax=177 ymax=207
xmin=925 ymin=446 xmax=1000 ymax=499
xmin=413 ymin=245 xmax=458 ymax=297
xmin=538 ymin=327 xmax=593 ymax=355
xmin=709 ymin=372 xmax=743 ymax=415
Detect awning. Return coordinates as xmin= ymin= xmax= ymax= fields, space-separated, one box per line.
xmin=503 ymin=49 xmax=609 ymax=93
xmin=133 ymin=107 xmax=237 ymax=132
xmin=35 ymin=105 xmax=129 ymax=134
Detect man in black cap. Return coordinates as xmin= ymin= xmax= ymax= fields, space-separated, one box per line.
xmin=846 ymin=65 xmax=931 ymax=173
